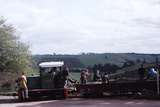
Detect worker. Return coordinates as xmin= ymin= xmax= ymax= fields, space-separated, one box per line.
xmin=62 ymin=66 xmax=70 ymax=88
xmin=102 ymin=72 xmax=109 ymax=84
xmin=62 ymin=66 xmax=69 ymax=80
xmin=19 ymin=72 xmax=28 ymax=100
xmin=146 ymin=68 xmax=157 ymax=80
xmin=80 ymin=70 xmax=86 ymax=84
xmin=96 ymin=70 xmax=101 ymax=81
xmin=138 ymin=64 xmax=146 ymax=80
xmin=80 ymin=69 xmax=89 ymax=85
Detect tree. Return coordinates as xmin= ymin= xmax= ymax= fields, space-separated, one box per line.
xmin=122 ymin=59 xmax=135 ymax=68
xmin=0 ymin=18 xmax=31 ymax=74
xmin=136 ymin=58 xmax=141 ymax=63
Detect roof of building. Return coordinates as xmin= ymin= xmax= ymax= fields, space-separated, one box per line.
xmin=39 ymin=61 xmax=64 ymax=68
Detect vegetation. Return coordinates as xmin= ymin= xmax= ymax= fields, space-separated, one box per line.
xmin=32 ymin=55 xmax=85 ymax=69
xmin=32 ymin=53 xmax=160 ymax=82
xmin=92 ymin=63 xmax=120 ymax=74
xmin=0 ymin=18 xmax=31 ymax=73
xmin=33 ymin=53 xmax=160 ymax=69
xmin=0 ymin=18 xmax=32 ymax=91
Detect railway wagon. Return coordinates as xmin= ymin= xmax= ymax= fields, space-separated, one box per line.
xmin=76 ymin=80 xmax=159 ymax=97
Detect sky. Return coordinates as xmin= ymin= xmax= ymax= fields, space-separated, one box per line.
xmin=0 ymin=0 xmax=160 ymax=54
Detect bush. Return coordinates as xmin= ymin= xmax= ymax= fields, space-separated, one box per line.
xmin=1 ymin=81 xmax=11 ymax=90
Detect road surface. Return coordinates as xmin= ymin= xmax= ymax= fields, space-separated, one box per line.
xmin=0 ymin=96 xmax=160 ymax=107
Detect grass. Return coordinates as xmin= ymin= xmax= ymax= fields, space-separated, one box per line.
xmin=70 ymin=72 xmax=80 ymax=81
xmin=70 ymin=72 xmax=94 ymax=82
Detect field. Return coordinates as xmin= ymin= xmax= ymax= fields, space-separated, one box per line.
xmin=70 ymin=72 xmax=94 ymax=82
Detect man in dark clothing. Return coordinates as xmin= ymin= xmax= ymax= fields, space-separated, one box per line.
xmin=80 ymin=70 xmax=87 ymax=85
xmin=102 ymin=72 xmax=109 ymax=84
xmin=62 ymin=67 xmax=69 ymax=80
xmin=138 ymin=65 xmax=145 ymax=80
xmin=54 ymin=66 xmax=70 ymax=88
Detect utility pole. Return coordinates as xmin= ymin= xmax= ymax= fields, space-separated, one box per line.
xmin=156 ymin=56 xmax=159 ymax=96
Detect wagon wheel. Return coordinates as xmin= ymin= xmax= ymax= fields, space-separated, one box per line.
xmin=141 ymin=88 xmax=155 ymax=97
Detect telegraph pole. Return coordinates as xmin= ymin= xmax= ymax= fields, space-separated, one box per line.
xmin=156 ymin=56 xmax=159 ymax=95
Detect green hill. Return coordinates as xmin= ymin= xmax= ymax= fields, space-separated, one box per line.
xmin=33 ymin=53 xmax=160 ymax=68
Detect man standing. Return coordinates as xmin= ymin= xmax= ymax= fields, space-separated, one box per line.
xmin=146 ymin=68 xmax=157 ymax=80
xmin=80 ymin=69 xmax=89 ymax=85
xmin=19 ymin=72 xmax=28 ymax=100
xmin=138 ymin=64 xmax=146 ymax=80
xmin=102 ymin=72 xmax=109 ymax=84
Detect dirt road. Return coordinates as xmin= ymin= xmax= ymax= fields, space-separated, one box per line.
xmin=0 ymin=96 xmax=160 ymax=107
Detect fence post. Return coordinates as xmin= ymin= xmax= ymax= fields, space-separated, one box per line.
xmin=157 ymin=69 xmax=159 ymax=95
xmin=156 ymin=56 xmax=159 ymax=96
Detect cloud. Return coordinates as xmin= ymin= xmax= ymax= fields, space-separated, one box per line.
xmin=0 ymin=0 xmax=160 ymax=54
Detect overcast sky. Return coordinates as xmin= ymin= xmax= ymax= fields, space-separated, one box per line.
xmin=0 ymin=0 xmax=160 ymax=54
